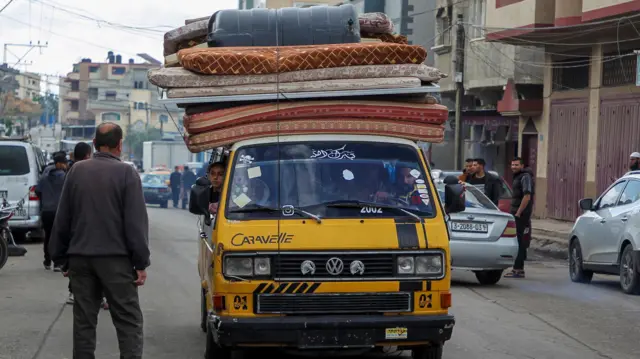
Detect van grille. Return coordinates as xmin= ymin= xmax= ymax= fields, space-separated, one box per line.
xmin=256 ymin=293 xmax=412 ymax=314
xmin=274 ymin=253 xmax=394 ymax=280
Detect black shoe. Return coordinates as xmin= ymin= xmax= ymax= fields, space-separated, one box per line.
xmin=43 ymin=261 xmax=52 ymax=270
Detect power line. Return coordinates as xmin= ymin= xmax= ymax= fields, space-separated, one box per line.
xmin=0 ymin=0 xmax=16 ymax=14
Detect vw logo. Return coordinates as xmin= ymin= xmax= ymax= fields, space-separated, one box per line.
xmin=349 ymin=260 xmax=365 ymax=275
xmin=300 ymin=260 xmax=316 ymax=275
xmin=326 ymin=257 xmax=344 ymax=275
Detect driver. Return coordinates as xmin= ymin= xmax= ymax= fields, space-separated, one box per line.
xmin=374 ymin=166 xmax=419 ymax=204
xmin=207 ymin=162 xmax=226 ymax=214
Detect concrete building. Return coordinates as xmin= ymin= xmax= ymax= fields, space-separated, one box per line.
xmin=429 ymin=0 xmax=544 ymax=178
xmin=486 ymin=0 xmax=640 ymax=221
xmin=58 ymin=52 xmax=183 ymax=143
xmin=14 ymin=72 xmax=41 ymax=102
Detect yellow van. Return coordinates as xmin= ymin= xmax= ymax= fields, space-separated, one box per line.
xmin=189 ymin=134 xmax=466 ymax=359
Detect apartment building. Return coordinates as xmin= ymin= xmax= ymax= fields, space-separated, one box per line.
xmin=486 ymin=0 xmax=640 ymax=221
xmin=429 ymin=0 xmax=544 ymax=178
xmin=58 ymin=52 xmax=183 ymax=142
xmin=14 ymin=72 xmax=41 ymax=102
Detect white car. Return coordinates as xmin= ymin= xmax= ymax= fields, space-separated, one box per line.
xmin=569 ymin=170 xmax=640 ymax=294
xmin=0 ymin=139 xmax=46 ymax=239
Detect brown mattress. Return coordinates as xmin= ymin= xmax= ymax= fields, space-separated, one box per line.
xmin=359 ymin=12 xmax=394 ymax=34
xmin=164 ymin=20 xmax=208 ymax=56
xmin=178 ymin=43 xmax=427 ymax=75
xmin=166 ymin=77 xmax=421 ymax=98
xmin=149 ymin=64 xmax=446 ymax=89
xmin=362 ymin=33 xmax=408 ymax=44
xmin=186 ymin=118 xmax=445 ymax=153
xmin=183 ymin=100 xmax=448 ymax=134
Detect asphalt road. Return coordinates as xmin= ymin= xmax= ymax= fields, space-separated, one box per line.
xmin=1 ymin=206 xmax=639 ymax=359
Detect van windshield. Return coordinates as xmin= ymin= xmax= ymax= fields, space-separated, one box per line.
xmin=225 ymin=141 xmax=435 ymax=219
xmin=0 ymin=145 xmax=29 ymax=176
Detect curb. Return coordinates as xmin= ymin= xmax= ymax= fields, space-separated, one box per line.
xmin=530 ymin=235 xmax=569 ymax=260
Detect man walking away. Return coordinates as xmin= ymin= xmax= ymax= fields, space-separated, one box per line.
xmin=467 ymin=158 xmax=502 ymax=205
xmin=170 ymin=166 xmax=182 ymax=208
xmin=505 ymin=157 xmax=534 ymax=279
xmin=459 ymin=158 xmax=474 ymax=182
xmin=630 ymin=152 xmax=640 ymax=171
xmin=49 ymin=122 xmax=150 ymax=359
xmin=182 ymin=165 xmax=196 ymax=209
xmin=36 ymin=152 xmax=67 ymax=271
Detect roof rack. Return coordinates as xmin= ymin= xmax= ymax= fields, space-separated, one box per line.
xmin=158 ymin=84 xmax=441 ymax=105
xmin=0 ymin=135 xmax=30 ymax=142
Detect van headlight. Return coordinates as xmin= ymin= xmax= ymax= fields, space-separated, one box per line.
xmin=397 ymin=254 xmax=443 ymax=276
xmin=224 ymin=256 xmax=271 ymax=277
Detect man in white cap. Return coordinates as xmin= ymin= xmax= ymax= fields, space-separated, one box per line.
xmin=631 ymin=152 xmax=640 ymax=171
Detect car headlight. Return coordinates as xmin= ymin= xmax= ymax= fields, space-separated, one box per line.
xmin=397 ymin=254 xmax=443 ymax=276
xmin=224 ymin=256 xmax=271 ymax=277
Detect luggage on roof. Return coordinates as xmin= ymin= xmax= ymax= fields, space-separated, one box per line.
xmin=207 ymin=4 xmax=361 ymax=47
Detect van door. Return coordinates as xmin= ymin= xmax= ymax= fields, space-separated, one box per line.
xmin=0 ymin=144 xmax=31 ymax=218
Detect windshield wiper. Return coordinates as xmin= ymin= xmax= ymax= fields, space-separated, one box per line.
xmin=229 ymin=204 xmax=322 ymax=223
xmin=320 ymin=200 xmax=422 ymax=222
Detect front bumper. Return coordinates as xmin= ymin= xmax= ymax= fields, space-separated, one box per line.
xmin=210 ymin=313 xmax=455 ymax=349
xmin=9 ymin=215 xmax=41 ymax=230
xmin=143 ymin=192 xmax=170 ymax=203
xmin=450 ymin=236 xmax=518 ymax=270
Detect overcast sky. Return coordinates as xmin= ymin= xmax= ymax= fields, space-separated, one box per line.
xmin=0 ymin=0 xmax=236 ymax=92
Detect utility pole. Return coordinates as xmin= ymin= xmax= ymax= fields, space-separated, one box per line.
xmin=3 ymin=42 xmax=48 ymax=68
xmin=453 ymin=13 xmax=466 ymax=171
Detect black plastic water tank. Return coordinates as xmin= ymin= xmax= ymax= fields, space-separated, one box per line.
xmin=207 ymin=4 xmax=360 ymax=47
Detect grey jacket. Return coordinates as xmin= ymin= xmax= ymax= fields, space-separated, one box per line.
xmin=49 ymin=152 xmax=150 ymax=270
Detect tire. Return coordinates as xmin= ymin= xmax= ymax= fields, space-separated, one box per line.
xmin=475 ymin=270 xmax=503 ymax=285
xmin=205 ymin=326 xmax=232 ymax=359
xmin=619 ymin=245 xmax=640 ymax=295
xmin=201 ymin=289 xmax=208 ymax=333
xmin=0 ymin=233 xmax=8 ymax=270
xmin=160 ymin=201 xmax=168 ymax=209
xmin=412 ymin=343 xmax=443 ymax=359
xmin=569 ymin=239 xmax=593 ymax=284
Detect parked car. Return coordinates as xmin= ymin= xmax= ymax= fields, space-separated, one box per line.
xmin=434 ymin=178 xmax=518 ymax=285
xmin=569 ymin=170 xmax=640 ymax=294
xmin=0 ymin=138 xmax=46 ymax=240
xmin=141 ymin=173 xmax=171 ymax=208
xmin=432 ymin=169 xmax=513 ymax=213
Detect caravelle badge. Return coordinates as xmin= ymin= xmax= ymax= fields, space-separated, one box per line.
xmin=349 ymin=260 xmax=365 ymax=275
xmin=300 ymin=260 xmax=316 ymax=275
xmin=326 ymin=257 xmax=344 ymax=275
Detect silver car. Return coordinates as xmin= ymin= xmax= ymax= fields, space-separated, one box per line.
xmin=435 ymin=180 xmax=518 ymax=285
xmin=569 ymin=170 xmax=640 ymax=294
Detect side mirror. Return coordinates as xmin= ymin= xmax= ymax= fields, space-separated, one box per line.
xmin=443 ymin=175 xmax=466 ymax=214
xmin=579 ymin=198 xmax=594 ymax=211
xmin=189 ymin=176 xmax=212 ymax=216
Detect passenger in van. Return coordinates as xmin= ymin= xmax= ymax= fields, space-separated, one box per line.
xmin=207 ymin=162 xmax=226 ymax=214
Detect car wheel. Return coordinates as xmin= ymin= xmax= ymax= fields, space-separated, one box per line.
xmin=475 ymin=270 xmax=503 ymax=285
xmin=619 ymin=245 xmax=640 ymax=295
xmin=160 ymin=201 xmax=168 ymax=209
xmin=412 ymin=343 xmax=443 ymax=359
xmin=201 ymin=289 xmax=207 ymax=333
xmin=569 ymin=239 xmax=593 ymax=284
xmin=205 ymin=325 xmax=232 ymax=359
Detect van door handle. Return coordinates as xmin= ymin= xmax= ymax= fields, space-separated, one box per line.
xmin=621 ymin=217 xmax=628 ymax=222
xmin=600 ymin=219 xmax=606 ymax=223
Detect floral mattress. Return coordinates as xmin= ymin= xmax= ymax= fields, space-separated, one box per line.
xmin=177 ymin=43 xmax=427 ymax=75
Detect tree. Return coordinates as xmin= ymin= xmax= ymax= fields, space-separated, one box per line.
xmin=124 ymin=127 xmax=163 ymax=160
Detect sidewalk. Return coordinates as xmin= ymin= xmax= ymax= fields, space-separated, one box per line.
xmin=530 ymin=218 xmax=573 ymax=260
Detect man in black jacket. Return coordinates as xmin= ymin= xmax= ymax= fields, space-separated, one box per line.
xmin=49 ymin=123 xmax=149 ymax=359
xmin=181 ymin=165 xmax=197 ymax=209
xmin=36 ymin=152 xmax=67 ymax=271
xmin=169 ymin=166 xmax=182 ymax=208
xmin=505 ymin=157 xmax=534 ymax=279
xmin=467 ymin=158 xmax=501 ymax=205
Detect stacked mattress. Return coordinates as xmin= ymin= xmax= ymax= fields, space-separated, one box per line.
xmin=152 ymin=6 xmax=449 ymax=153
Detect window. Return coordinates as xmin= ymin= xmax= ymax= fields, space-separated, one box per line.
xmin=111 ymin=66 xmax=126 ymax=75
xmin=597 ymin=181 xmax=626 ymax=209
xmin=135 ymin=102 xmax=147 ymax=110
xmin=618 ymin=180 xmax=640 ymax=206
xmin=89 ymin=66 xmax=100 ymax=73
xmin=225 ymin=142 xmax=436 ymax=220
xmin=71 ymin=81 xmax=79 ymax=91
xmin=436 ymin=183 xmax=496 ymax=210
xmin=88 ymin=88 xmax=98 ymax=100
xmin=133 ymin=81 xmax=146 ymax=89
xmin=105 ymin=91 xmax=117 ymax=101
xmin=71 ymin=100 xmax=79 ymax=111
xmin=435 ymin=15 xmax=452 ymax=47
xmin=0 ymin=145 xmax=30 ymax=176
xmin=469 ymin=0 xmax=486 ymax=39
xmin=159 ymin=114 xmax=168 ymax=123
xmin=101 ymin=112 xmax=121 ymax=122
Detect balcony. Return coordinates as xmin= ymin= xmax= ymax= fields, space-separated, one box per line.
xmin=66 ymin=72 xmax=80 ymax=81
xmin=486 ymin=0 xmax=555 ymax=43
xmin=64 ymin=91 xmax=80 ymax=100
xmin=67 ymin=111 xmax=80 ymax=120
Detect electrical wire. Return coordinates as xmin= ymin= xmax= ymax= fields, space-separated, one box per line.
xmin=0 ymin=0 xmax=16 ymax=14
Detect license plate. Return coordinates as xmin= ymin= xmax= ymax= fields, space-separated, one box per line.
xmin=385 ymin=327 xmax=408 ymax=340
xmin=450 ymin=221 xmax=488 ymax=233
xmin=10 ymin=208 xmax=27 ymax=218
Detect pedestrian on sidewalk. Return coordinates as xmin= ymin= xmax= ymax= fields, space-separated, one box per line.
xmin=630 ymin=152 xmax=640 ymax=171
xmin=458 ymin=158 xmax=475 ymax=182
xmin=36 ymin=152 xmax=67 ymax=271
xmin=170 ymin=166 xmax=182 ymax=208
xmin=467 ymin=158 xmax=502 ymax=205
xmin=182 ymin=165 xmax=196 ymax=209
xmin=49 ymin=122 xmax=150 ymax=359
xmin=505 ymin=157 xmax=534 ymax=279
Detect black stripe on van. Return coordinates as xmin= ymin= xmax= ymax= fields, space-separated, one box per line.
xmin=395 ymin=219 xmax=420 ymax=249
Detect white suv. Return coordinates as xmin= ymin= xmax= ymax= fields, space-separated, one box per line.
xmin=0 ymin=139 xmax=46 ymax=239
xmin=569 ymin=170 xmax=640 ymax=294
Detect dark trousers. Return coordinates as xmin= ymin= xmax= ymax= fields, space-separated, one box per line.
xmin=41 ymin=211 xmax=56 ymax=265
xmin=69 ymin=256 xmax=143 ymax=359
xmin=181 ymin=188 xmax=190 ymax=209
xmin=513 ymin=215 xmax=532 ymax=270
xmin=171 ymin=187 xmax=179 ymax=207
